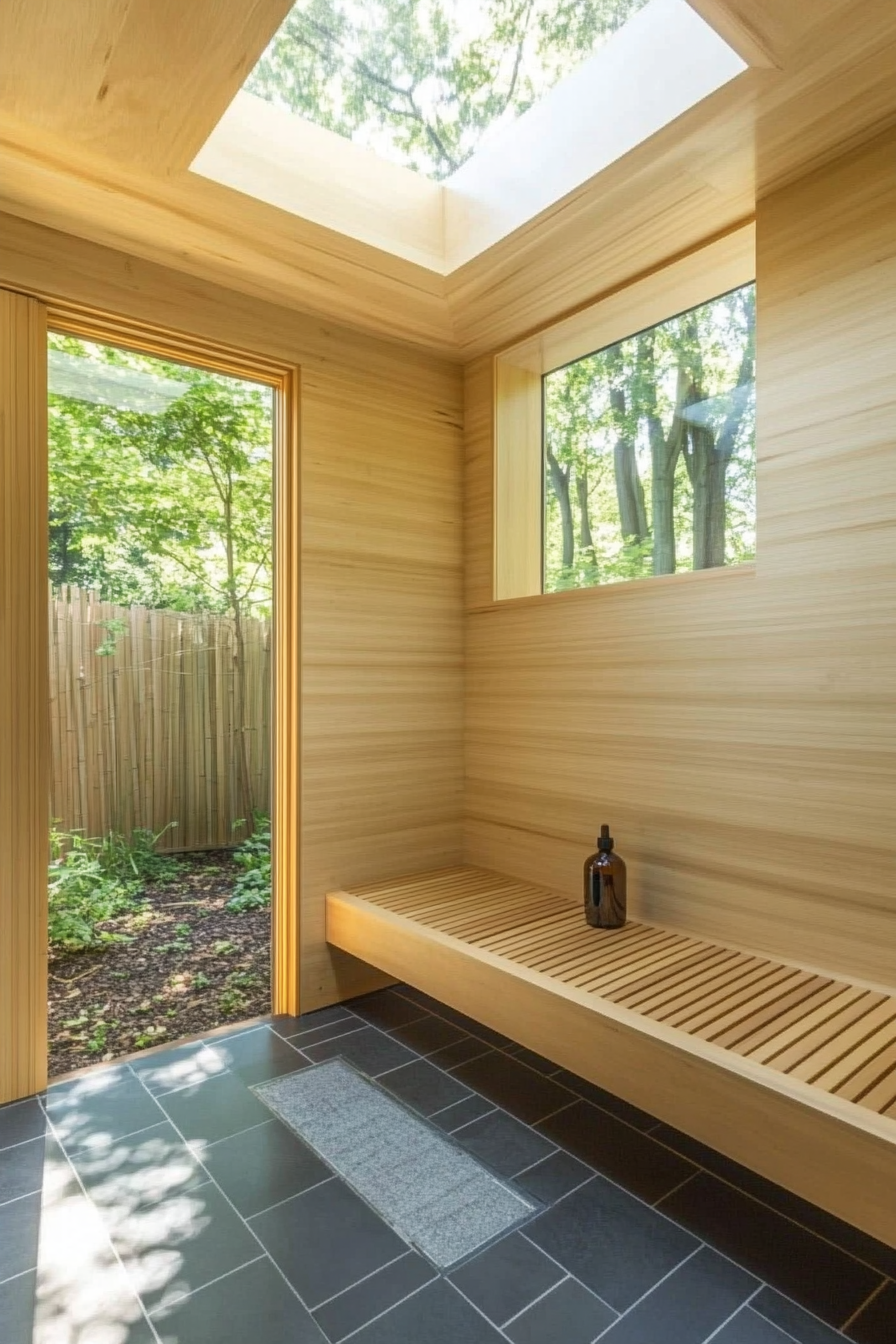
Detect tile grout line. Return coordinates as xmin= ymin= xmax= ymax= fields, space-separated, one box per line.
xmin=589 ymin=1242 xmax=708 ymax=1338
xmin=37 ymin=1094 xmax=165 ymax=1344
xmin=335 ymin=1276 xmax=435 ymax=1344
xmin=244 ymin=1173 xmax=337 ymax=1222
xmin=446 ymin=1275 xmax=522 ymax=1344
xmin=516 ymin=1224 xmax=618 ymax=1318
xmin=653 ymin=1169 xmax=700 ymax=1207
xmin=0 ymin=1131 xmax=48 ymax=1156
xmin=0 ymin=1185 xmax=45 ymax=1211
xmin=310 ymin=1249 xmax=414 ymax=1314
xmin=0 ymin=1265 xmax=41 ymax=1291
xmin=148 ymin=1254 xmax=269 ymax=1320
xmin=698 ymin=1284 xmax=766 ymax=1344
xmin=282 ymin=1024 xmax=371 ymax=1051
xmin=840 ymin=1274 xmax=892 ymax=1334
xmin=499 ymin=1272 xmax=572 ymax=1329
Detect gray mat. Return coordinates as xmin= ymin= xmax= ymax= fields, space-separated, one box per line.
xmin=254 ymin=1059 xmax=538 ymax=1268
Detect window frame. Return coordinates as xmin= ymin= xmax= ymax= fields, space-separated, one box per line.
xmin=493 ymin=224 xmax=756 ymax=602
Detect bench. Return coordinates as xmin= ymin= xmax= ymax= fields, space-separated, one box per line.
xmin=327 ymin=865 xmax=896 ymax=1248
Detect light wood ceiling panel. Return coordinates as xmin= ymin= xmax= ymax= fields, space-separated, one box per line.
xmin=0 ymin=0 xmax=893 ymax=354
xmin=0 ymin=0 xmax=293 ymax=170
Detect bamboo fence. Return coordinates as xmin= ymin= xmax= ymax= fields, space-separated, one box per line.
xmin=49 ymin=586 xmax=271 ymax=852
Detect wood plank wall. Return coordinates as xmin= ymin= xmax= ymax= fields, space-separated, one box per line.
xmin=0 ymin=215 xmax=464 ymax=1017
xmin=464 ymin=128 xmax=896 ymax=990
xmin=0 ymin=290 xmax=48 ymax=1102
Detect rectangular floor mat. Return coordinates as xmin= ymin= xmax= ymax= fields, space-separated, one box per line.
xmin=254 ymin=1059 xmax=538 ymax=1268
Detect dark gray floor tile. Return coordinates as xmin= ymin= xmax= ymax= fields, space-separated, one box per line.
xmin=391 ymin=984 xmax=449 ymax=1013
xmin=526 ymin=1175 xmax=698 ymax=1311
xmin=205 ymin=1026 xmax=310 ymax=1086
xmin=598 ymin=1245 xmax=758 ymax=1343
xmin=452 ymin=1110 xmax=556 ymax=1179
xmin=152 ymin=1255 xmax=327 ymax=1344
xmin=712 ymin=1308 xmax=810 ymax=1343
xmin=847 ymin=1281 xmax=896 ymax=1344
xmin=273 ymin=1004 xmax=356 ymax=1040
xmin=0 ymin=1189 xmax=42 ymax=1282
xmin=130 ymin=1040 xmax=226 ymax=1096
xmin=505 ymin=1277 xmax=617 ymax=1344
xmin=69 ymin=1121 xmax=205 ymax=1214
xmin=201 ymin=1118 xmax=331 ymax=1217
xmin=302 ymin=1026 xmax=419 ymax=1078
xmin=0 ymin=1270 xmax=35 ymax=1344
xmin=651 ymin=1123 xmax=896 ymax=1279
xmin=659 ymin=1172 xmax=881 ymax=1327
xmin=752 ymin=1289 xmax=854 ymax=1344
xmin=450 ymin=1231 xmax=564 ymax=1325
xmin=110 ymin=1179 xmax=260 ymax=1314
xmin=286 ymin=1019 xmax=368 ymax=1049
xmin=350 ymin=990 xmax=430 ymax=1031
xmin=429 ymin=1094 xmax=496 ymax=1132
xmin=451 ymin=1052 xmax=576 ymax=1125
xmin=551 ymin=1070 xmax=661 ymax=1131
xmin=377 ymin=1058 xmax=473 ymax=1116
xmin=350 ymin=1278 xmax=506 ymax=1343
xmin=248 ymin=1177 xmax=407 ymax=1309
xmin=425 ymin=1006 xmax=513 ymax=1049
xmin=0 ymin=1099 xmax=46 ymax=1151
xmin=46 ymin=1067 xmax=164 ymax=1154
xmin=156 ymin=1071 xmax=272 ymax=1147
xmin=388 ymin=1014 xmax=469 ymax=1055
xmin=314 ymin=1252 xmax=437 ymax=1342
xmin=503 ymin=1045 xmax=563 ymax=1077
xmin=536 ymin=1099 xmax=697 ymax=1203
xmin=429 ymin=1035 xmax=495 ymax=1070
xmin=0 ymin=1135 xmax=47 ymax=1204
xmin=513 ymin=1151 xmax=593 ymax=1205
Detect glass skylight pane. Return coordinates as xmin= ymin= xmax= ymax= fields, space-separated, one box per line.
xmin=245 ymin=0 xmax=651 ymax=181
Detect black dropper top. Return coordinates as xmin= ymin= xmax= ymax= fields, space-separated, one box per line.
xmin=597 ymin=824 xmax=614 ymax=852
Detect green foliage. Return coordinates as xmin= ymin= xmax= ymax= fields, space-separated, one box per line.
xmin=47 ymin=824 xmax=179 ymax=951
xmin=248 ymin=0 xmax=647 ymax=180
xmin=48 ymin=334 xmax=274 ymax=622
xmin=544 ymin=284 xmax=756 ymax=593
xmin=226 ymin=814 xmax=272 ymax=912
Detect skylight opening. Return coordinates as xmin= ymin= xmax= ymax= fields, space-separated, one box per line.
xmin=244 ymin=0 xmax=651 ymax=181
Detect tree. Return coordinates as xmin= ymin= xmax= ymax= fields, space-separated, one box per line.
xmin=49 ymin=335 xmax=274 ymax=821
xmin=248 ymin=0 xmax=648 ymax=179
xmin=543 ymin=284 xmax=756 ymax=591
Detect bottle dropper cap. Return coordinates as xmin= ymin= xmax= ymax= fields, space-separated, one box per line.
xmin=597 ymin=824 xmax=614 ymax=852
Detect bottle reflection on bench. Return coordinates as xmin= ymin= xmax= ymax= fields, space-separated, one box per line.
xmin=584 ymin=825 xmax=627 ymax=929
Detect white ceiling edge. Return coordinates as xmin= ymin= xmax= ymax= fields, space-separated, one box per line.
xmin=190 ymin=0 xmax=747 ymax=278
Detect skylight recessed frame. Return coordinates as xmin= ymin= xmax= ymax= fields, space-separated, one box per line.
xmin=190 ymin=0 xmax=748 ymax=275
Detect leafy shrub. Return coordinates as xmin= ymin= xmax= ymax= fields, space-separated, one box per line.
xmin=226 ymin=813 xmax=271 ymax=912
xmin=48 ymin=823 xmax=178 ymax=951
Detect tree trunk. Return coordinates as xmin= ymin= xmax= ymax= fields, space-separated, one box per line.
xmin=576 ymin=472 xmax=595 ymax=553
xmin=546 ymin=447 xmax=574 ymax=569
xmin=638 ymin=336 xmax=686 ymax=576
xmin=607 ymin=347 xmax=648 ymax=545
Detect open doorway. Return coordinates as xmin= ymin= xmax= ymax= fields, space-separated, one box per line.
xmin=46 ymin=328 xmax=279 ymax=1077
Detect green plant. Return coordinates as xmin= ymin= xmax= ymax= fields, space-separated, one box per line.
xmin=192 ymin=972 xmax=210 ymax=990
xmin=213 ymin=940 xmax=237 ymax=956
xmin=134 ymin=1026 xmax=167 ymax=1049
xmin=48 ymin=822 xmax=181 ymax=951
xmin=174 ymin=923 xmax=191 ymax=937
xmin=226 ymin=813 xmax=271 ymax=912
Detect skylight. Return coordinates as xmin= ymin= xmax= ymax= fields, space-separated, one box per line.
xmin=244 ymin=0 xmax=650 ymax=181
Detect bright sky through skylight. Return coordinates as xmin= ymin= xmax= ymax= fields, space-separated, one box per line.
xmin=245 ymin=0 xmax=650 ymax=180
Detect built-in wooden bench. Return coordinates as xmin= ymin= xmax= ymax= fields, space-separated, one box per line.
xmin=327 ymin=866 xmax=896 ymax=1248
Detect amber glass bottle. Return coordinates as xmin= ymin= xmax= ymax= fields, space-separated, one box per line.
xmin=584 ymin=825 xmax=627 ymax=928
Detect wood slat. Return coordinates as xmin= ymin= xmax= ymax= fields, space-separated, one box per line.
xmin=338 ymin=867 xmax=896 ymax=1124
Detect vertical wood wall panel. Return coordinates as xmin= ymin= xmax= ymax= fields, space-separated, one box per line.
xmin=0 ymin=215 xmax=465 ymax=1020
xmin=0 ymin=288 xmax=48 ymax=1102
xmin=463 ymin=128 xmax=896 ymax=988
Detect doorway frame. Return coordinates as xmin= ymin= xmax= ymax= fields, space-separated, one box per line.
xmin=2 ymin=293 xmax=300 ymax=1102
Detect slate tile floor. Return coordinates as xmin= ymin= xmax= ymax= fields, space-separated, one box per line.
xmin=0 ymin=986 xmax=893 ymax=1343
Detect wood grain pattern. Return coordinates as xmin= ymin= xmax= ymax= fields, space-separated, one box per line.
xmin=0 ymin=0 xmax=293 ymax=171
xmin=327 ymin=870 xmax=896 ymax=1246
xmin=0 ymin=214 xmax=464 ymax=1023
xmin=462 ymin=128 xmax=896 ymax=989
xmin=0 ymin=289 xmax=48 ymax=1104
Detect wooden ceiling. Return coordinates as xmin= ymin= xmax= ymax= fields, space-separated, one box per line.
xmin=0 ymin=0 xmax=894 ymax=359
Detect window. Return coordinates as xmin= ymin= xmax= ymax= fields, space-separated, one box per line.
xmin=493 ymin=225 xmax=756 ymax=601
xmin=543 ymin=282 xmax=755 ymax=592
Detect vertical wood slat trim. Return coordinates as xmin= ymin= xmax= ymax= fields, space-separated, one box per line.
xmin=0 ymin=288 xmax=48 ymax=1104
xmin=272 ymin=366 xmax=301 ymax=1017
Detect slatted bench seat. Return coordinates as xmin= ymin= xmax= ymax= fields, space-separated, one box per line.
xmin=326 ymin=865 xmax=896 ymax=1248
